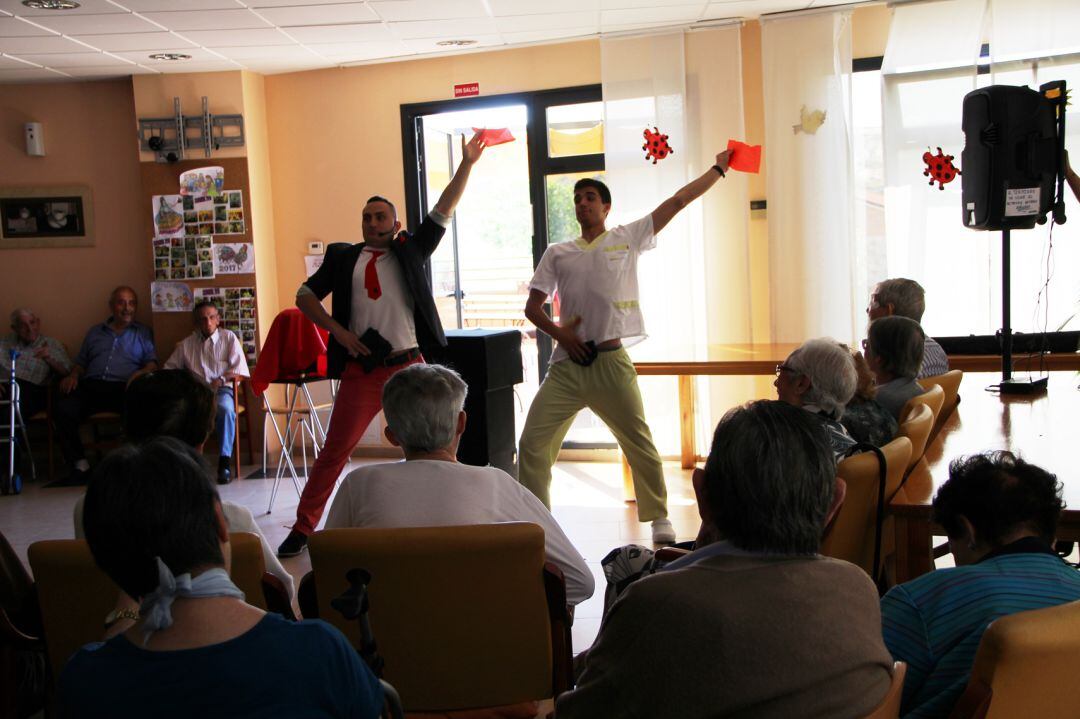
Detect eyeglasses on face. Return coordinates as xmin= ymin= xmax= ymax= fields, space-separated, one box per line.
xmin=775 ymin=363 xmax=799 ymax=376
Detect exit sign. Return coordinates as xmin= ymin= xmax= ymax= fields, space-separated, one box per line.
xmin=454 ymin=83 xmax=479 ymax=98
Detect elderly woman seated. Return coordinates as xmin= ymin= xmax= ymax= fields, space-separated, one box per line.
xmin=841 ymin=348 xmax=898 ymax=446
xmin=774 ymin=338 xmax=858 ymax=459
xmin=865 ymin=315 xmax=926 ymax=419
xmin=881 ymin=452 xmax=1080 ymax=718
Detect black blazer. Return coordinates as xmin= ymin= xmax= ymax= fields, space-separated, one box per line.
xmin=302 ymin=215 xmax=448 ymax=378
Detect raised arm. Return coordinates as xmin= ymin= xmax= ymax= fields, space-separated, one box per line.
xmin=432 ymin=131 xmax=487 ymax=217
xmin=650 ymin=149 xmax=732 ymax=235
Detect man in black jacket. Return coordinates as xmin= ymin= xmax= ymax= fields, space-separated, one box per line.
xmin=278 ymin=131 xmax=487 ymax=557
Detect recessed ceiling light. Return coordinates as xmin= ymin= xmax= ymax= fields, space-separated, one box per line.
xmin=21 ymin=0 xmax=80 ymax=9
xmin=148 ymin=53 xmax=192 ymax=61
xmin=436 ymin=39 xmax=478 ymax=47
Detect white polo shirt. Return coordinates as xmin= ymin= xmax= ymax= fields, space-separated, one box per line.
xmin=529 ymin=215 xmax=655 ymax=364
xmin=349 ymin=247 xmax=417 ymax=352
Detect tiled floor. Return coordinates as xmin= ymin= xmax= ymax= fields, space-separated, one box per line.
xmin=1 ymin=456 xmax=700 ymax=654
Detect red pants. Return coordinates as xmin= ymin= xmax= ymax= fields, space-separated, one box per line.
xmin=293 ymin=357 xmax=421 ymax=535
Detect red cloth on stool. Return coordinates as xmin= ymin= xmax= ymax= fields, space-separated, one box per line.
xmin=250 ymin=308 xmax=329 ymax=395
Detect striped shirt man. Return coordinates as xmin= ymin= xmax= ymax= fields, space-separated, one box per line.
xmin=881 ymin=540 xmax=1080 ymax=718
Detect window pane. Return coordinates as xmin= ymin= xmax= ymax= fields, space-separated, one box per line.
xmin=546 ymin=102 xmax=604 ymax=158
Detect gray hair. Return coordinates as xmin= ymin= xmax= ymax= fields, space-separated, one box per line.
xmin=381 ymin=364 xmax=467 ymax=453
xmin=10 ymin=307 xmax=35 ymax=327
xmin=787 ymin=338 xmax=857 ymax=418
xmin=703 ymin=400 xmax=835 ymax=555
xmin=873 ymin=278 xmax=926 ymax=322
xmin=867 ymin=316 xmax=925 ymax=379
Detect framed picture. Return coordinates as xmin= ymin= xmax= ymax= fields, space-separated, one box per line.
xmin=0 ymin=185 xmax=94 ymax=248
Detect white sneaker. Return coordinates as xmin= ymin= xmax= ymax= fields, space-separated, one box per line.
xmin=651 ymin=518 xmax=676 ymax=544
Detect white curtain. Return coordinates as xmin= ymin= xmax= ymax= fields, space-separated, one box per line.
xmin=601 ymin=28 xmax=749 ymax=454
xmin=989 ymin=0 xmax=1080 ymax=63
xmin=882 ymin=0 xmax=987 ymax=74
xmin=762 ymin=10 xmax=857 ymax=343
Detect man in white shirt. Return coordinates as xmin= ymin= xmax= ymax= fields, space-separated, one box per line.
xmin=519 ymin=150 xmax=732 ymax=544
xmin=164 ymin=301 xmax=249 ymax=484
xmin=325 ymin=363 xmax=594 ymax=605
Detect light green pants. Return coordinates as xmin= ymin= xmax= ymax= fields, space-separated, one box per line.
xmin=517 ymin=348 xmax=668 ymax=522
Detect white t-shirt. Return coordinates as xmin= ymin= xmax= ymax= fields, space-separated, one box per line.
xmin=529 ymin=215 xmax=655 ymax=364
xmin=349 ymin=248 xmax=417 ymax=352
xmin=324 ymin=459 xmax=595 ymax=606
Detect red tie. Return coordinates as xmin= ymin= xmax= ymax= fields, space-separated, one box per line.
xmin=364 ymin=250 xmax=384 ymax=300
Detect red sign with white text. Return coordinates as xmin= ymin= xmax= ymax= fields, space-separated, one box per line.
xmin=454 ymin=83 xmax=479 ymax=98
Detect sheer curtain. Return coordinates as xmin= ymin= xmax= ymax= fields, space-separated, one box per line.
xmin=601 ymin=28 xmax=749 ymax=453
xmin=881 ymin=0 xmax=987 ymax=337
xmin=762 ymin=10 xmax=857 ymax=343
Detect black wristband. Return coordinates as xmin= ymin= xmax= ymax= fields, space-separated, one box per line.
xmin=712 ymin=164 xmax=726 ymax=178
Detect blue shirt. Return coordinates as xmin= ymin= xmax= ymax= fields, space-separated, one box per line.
xmin=881 ymin=544 xmax=1080 ymax=718
xmin=75 ymin=320 xmax=156 ymax=382
xmin=61 ymin=613 xmax=383 ymax=718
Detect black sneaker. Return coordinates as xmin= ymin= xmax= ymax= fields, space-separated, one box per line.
xmin=217 ymin=456 xmax=232 ymax=485
xmin=277 ymin=529 xmax=308 ymax=558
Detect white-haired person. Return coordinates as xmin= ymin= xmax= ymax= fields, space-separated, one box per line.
xmin=774 ymin=338 xmax=858 ymax=460
xmin=867 ymin=278 xmax=948 ymax=379
xmin=324 ymin=363 xmax=595 ymax=606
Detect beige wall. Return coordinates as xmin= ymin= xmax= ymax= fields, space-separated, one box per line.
xmin=0 ymin=79 xmax=147 ymax=353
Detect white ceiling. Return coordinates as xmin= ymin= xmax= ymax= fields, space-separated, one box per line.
xmin=0 ymin=0 xmax=870 ymax=83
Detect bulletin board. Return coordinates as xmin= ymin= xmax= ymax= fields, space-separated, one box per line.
xmin=140 ymin=157 xmax=260 ymax=365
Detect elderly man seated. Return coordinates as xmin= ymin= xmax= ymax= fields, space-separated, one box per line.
xmin=62 ymin=437 xmax=383 ymax=718
xmin=867 ymin=278 xmax=948 ymax=379
xmin=163 ymin=300 xmax=250 ymax=484
xmin=882 ymin=452 xmax=1080 ymax=718
xmin=324 ymin=363 xmax=594 ymax=606
xmin=774 ymin=338 xmax=858 ymax=459
xmin=54 ymin=286 xmax=157 ymax=483
xmin=865 ymin=315 xmax=926 ymax=420
xmin=0 ymin=307 xmax=72 ymax=422
xmin=557 ymin=401 xmax=894 ymax=718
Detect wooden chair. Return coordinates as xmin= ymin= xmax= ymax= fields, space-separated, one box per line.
xmin=948 ymin=600 xmax=1080 ymax=719
xmin=820 ymin=437 xmax=912 ymax=580
xmin=229 ymin=376 xmax=257 ymax=479
xmin=896 ymin=403 xmax=934 ymax=475
xmin=863 ymin=662 xmax=907 ymax=719
xmin=304 ymin=523 xmax=573 ymax=714
xmin=920 ymin=369 xmax=963 ymax=441
xmin=28 ymin=533 xmax=289 ymax=698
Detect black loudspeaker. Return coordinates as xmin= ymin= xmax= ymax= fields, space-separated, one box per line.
xmin=444 ymin=329 xmax=523 ymax=475
xmin=961 ymin=82 xmax=1064 ymax=230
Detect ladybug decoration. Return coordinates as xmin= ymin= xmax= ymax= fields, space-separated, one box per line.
xmin=642 ymin=127 xmax=674 ymax=164
xmin=922 ymin=147 xmax=961 ymax=190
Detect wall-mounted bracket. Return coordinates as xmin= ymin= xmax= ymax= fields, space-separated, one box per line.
xmin=138 ymin=96 xmax=245 ymax=163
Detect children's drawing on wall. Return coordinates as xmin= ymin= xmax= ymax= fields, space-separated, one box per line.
xmin=152 ymin=194 xmax=185 ymax=238
xmin=214 ymin=243 xmax=254 ymax=274
xmin=150 ymin=281 xmax=193 ymax=313
xmin=179 ymin=167 xmax=224 ymax=198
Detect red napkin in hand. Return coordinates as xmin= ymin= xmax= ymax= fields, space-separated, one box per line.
xmin=473 ymin=127 xmax=516 ymax=146
xmin=727 ymin=139 xmax=762 ymax=173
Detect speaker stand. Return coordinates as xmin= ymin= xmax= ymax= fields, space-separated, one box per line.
xmin=998 ymin=227 xmax=1048 ymax=394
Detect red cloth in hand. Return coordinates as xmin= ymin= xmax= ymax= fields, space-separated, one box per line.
xmin=727 ymin=139 xmax=762 ymax=173
xmin=250 ymin=308 xmax=328 ymax=395
xmin=472 ymin=127 xmax=516 ymax=146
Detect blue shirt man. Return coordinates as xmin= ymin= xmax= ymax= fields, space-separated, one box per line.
xmin=54 ymin=286 xmax=158 ymax=482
